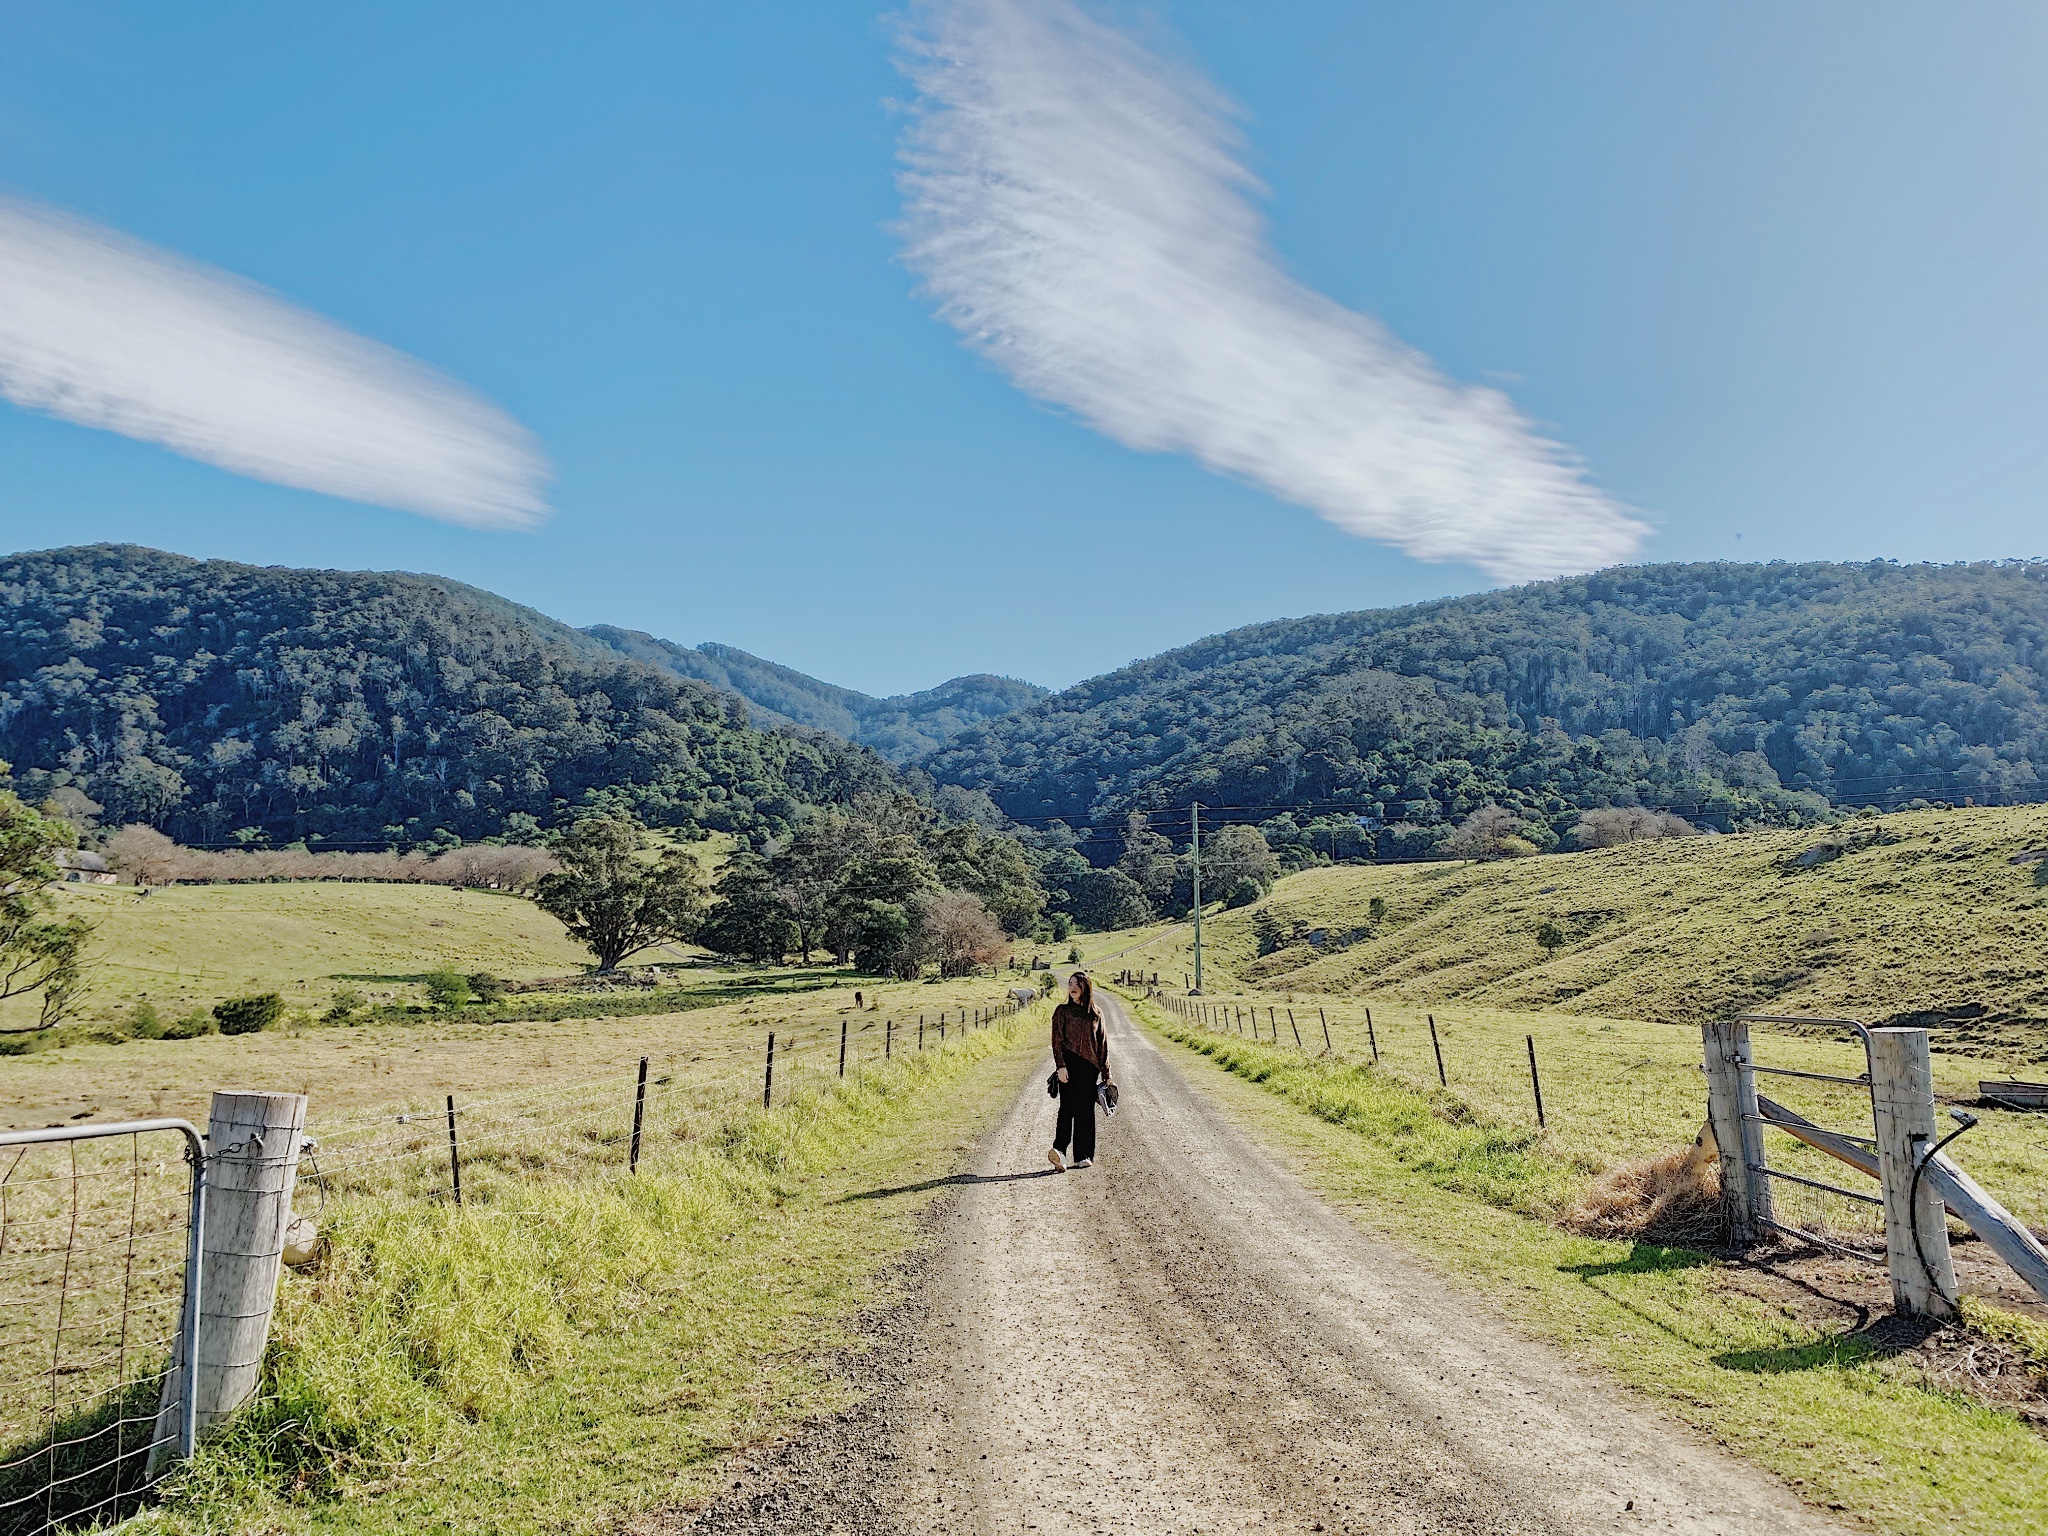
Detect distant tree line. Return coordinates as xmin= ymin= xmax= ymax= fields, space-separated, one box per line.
xmin=696 ymin=794 xmax=1039 ymax=975
xmin=100 ymin=825 xmax=558 ymax=890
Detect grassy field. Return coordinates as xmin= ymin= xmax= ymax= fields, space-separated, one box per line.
xmin=1124 ymin=990 xmax=2048 ymax=1536
xmin=14 ymin=880 xmax=593 ymax=1032
xmin=1074 ymin=804 xmax=2048 ymax=1061
xmin=4 ymin=970 xmax=1049 ymax=1535
xmin=0 ymin=967 xmax=1038 ymax=1138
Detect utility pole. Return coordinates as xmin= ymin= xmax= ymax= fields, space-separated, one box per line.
xmin=1191 ymin=800 xmax=1204 ymax=994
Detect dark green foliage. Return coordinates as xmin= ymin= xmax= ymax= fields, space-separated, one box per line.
xmin=0 ymin=783 xmax=90 ymax=1032
xmin=696 ymin=853 xmax=801 ymax=963
xmin=215 ymin=993 xmax=285 ymax=1035
xmin=423 ymin=968 xmax=472 ymax=1008
xmin=125 ymin=1000 xmax=165 ymax=1039
xmin=533 ymin=816 xmax=708 ymax=971
xmin=697 ymin=798 xmax=1041 ymax=971
xmin=466 ymin=972 xmax=505 ymax=1004
xmin=1070 ymin=866 xmax=1152 ymax=930
xmin=922 ymin=559 xmax=2048 ymax=845
xmin=165 ymin=1009 xmax=216 ymax=1039
xmin=0 ymin=545 xmax=902 ymax=846
xmin=584 ymin=629 xmax=1048 ymax=763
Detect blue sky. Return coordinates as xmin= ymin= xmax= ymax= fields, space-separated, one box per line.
xmin=1 ymin=2 xmax=2044 ymax=694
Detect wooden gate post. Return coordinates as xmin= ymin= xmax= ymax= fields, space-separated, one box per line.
xmin=1870 ymin=1028 xmax=1957 ymax=1317
xmin=1702 ymin=1019 xmax=1770 ymax=1242
xmin=149 ymin=1090 xmax=307 ymax=1466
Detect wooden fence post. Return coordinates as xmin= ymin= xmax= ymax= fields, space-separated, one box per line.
xmin=763 ymin=1033 xmax=775 ymax=1108
xmin=1701 ymin=1019 xmax=1770 ymax=1242
xmin=1428 ymin=1015 xmax=1447 ymax=1087
xmin=1365 ymin=1007 xmax=1378 ymax=1063
xmin=1870 ymin=1027 xmax=1957 ymax=1317
xmin=149 ymin=1090 xmax=306 ymax=1463
xmin=445 ymin=1095 xmax=462 ymax=1206
xmin=629 ymin=1057 xmax=648 ymax=1173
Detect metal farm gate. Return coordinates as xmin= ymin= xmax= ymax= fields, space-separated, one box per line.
xmin=0 ymin=1120 xmax=204 ymax=1536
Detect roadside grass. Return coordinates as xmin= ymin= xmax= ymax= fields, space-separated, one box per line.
xmin=1146 ymin=990 xmax=2048 ymax=1236
xmin=130 ymin=1006 xmax=1045 ymax=1536
xmin=1083 ymin=803 xmax=2048 ymax=1061
xmin=1126 ymin=992 xmax=2048 ymax=1536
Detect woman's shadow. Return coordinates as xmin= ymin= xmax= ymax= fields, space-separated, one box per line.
xmin=836 ymin=1169 xmax=1059 ymax=1203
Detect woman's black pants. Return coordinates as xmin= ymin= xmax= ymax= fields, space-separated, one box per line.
xmin=1054 ymin=1063 xmax=1099 ymax=1162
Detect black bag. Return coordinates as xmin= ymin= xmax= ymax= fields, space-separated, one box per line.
xmin=1046 ymin=1070 xmax=1061 ymax=1099
xmin=1096 ymin=1080 xmax=1120 ymax=1116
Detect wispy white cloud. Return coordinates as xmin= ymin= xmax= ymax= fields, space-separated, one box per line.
xmin=895 ymin=0 xmax=1647 ymax=582
xmin=0 ymin=196 xmax=548 ymax=528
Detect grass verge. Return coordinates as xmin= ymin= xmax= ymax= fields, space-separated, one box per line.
xmin=1127 ymin=992 xmax=2048 ymax=1536
xmin=130 ymin=1011 xmax=1043 ymax=1536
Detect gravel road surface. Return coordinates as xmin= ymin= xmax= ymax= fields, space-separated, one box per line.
xmin=684 ymin=990 xmax=1849 ymax=1536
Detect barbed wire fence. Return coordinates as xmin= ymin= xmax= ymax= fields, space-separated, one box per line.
xmin=0 ymin=990 xmax=1047 ymax=1536
xmin=1139 ymin=983 xmax=2039 ymax=1263
xmin=302 ymin=996 xmax=1045 ymax=1209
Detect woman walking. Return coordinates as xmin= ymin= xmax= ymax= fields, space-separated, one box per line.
xmin=1048 ymin=970 xmax=1111 ymax=1171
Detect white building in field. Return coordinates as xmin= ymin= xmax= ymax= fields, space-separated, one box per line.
xmin=54 ymin=849 xmax=118 ymax=884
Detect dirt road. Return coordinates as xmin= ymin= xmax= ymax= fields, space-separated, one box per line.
xmin=691 ymin=991 xmax=1849 ymax=1535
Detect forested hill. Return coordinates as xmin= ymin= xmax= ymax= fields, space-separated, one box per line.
xmin=918 ymin=560 xmax=2048 ymax=850
xmin=0 ymin=545 xmax=903 ymax=845
xmin=582 ymin=626 xmax=1046 ymax=762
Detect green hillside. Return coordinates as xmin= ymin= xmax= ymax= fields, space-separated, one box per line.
xmin=0 ymin=544 xmax=902 ymax=845
xmin=2 ymin=880 xmax=591 ymax=1031
xmin=1134 ymin=804 xmax=2048 ymax=1060
xmin=922 ymin=559 xmax=2048 ymax=848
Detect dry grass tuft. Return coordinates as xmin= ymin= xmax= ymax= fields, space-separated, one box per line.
xmin=1564 ymin=1142 xmax=1723 ymax=1247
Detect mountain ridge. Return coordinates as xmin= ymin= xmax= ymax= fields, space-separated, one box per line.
xmin=580 ymin=626 xmax=1046 ymax=762
xmin=917 ymin=558 xmax=2048 ymax=853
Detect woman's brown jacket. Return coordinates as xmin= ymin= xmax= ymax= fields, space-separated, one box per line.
xmin=1050 ymin=1001 xmax=1108 ymax=1077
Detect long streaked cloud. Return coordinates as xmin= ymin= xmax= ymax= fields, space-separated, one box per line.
xmin=895 ymin=0 xmax=1647 ymax=582
xmin=0 ymin=195 xmax=548 ymax=528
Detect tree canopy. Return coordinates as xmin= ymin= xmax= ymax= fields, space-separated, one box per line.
xmin=0 ymin=545 xmax=906 ymax=847
xmin=532 ymin=815 xmax=708 ymax=971
xmin=918 ymin=559 xmax=2048 ymax=854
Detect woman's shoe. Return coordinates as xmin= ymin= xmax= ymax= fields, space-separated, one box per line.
xmin=1047 ymin=1148 xmax=1065 ymax=1171
xmin=1072 ymin=1158 xmax=1093 ymax=1169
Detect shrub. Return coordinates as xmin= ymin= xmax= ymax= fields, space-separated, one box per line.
xmin=1568 ymin=807 xmax=1699 ymax=849
xmin=1536 ymin=919 xmax=1566 ymax=952
xmin=1447 ymin=805 xmax=1545 ymax=860
xmin=466 ymin=972 xmax=505 ymax=1004
xmin=125 ymin=1001 xmax=166 ymax=1040
xmin=323 ymin=988 xmax=366 ymax=1022
xmin=423 ymin=968 xmax=472 ymax=1008
xmin=1367 ymin=896 xmax=1387 ymax=924
xmin=164 ymin=1009 xmax=216 ymax=1040
xmin=215 ymin=994 xmax=285 ymax=1036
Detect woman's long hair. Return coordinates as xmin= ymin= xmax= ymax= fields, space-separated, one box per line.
xmin=1069 ymin=969 xmax=1099 ymax=1021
